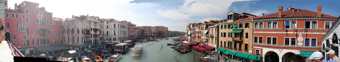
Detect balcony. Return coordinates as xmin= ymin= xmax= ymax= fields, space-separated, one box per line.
xmin=231 ymin=28 xmax=243 ymax=33
xmin=232 ymin=37 xmax=242 ymax=42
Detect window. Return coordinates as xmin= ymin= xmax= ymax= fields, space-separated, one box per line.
xmin=291 ymin=38 xmax=296 ymax=45
xmin=305 ymin=21 xmax=317 ymax=29
xmin=311 ymin=39 xmax=317 ymax=47
xmin=255 ymin=22 xmax=259 ymax=28
xmin=304 ymin=38 xmax=310 ymax=46
xmin=228 ymin=42 xmax=232 ymax=48
xmin=255 ymin=50 xmax=260 ymax=55
xmin=228 ymin=24 xmax=232 ymax=29
xmin=254 ymin=37 xmax=258 ymax=43
xmin=259 ymin=37 xmax=263 ymax=43
xmin=325 ymin=21 xmax=333 ymax=29
xmin=285 ymin=38 xmax=296 ymax=46
xmin=285 ymin=20 xmax=296 ymax=29
xmin=312 ymin=21 xmax=317 ymax=28
xmin=220 ymin=25 xmax=223 ymax=29
xmin=304 ymin=38 xmax=317 ymax=47
xmin=245 ymin=23 xmax=249 ymax=28
xmin=285 ymin=38 xmax=290 ymax=45
xmin=224 ymin=24 xmax=227 ymax=29
xmin=224 ymin=42 xmax=227 ymax=48
xmin=259 ymin=22 xmax=263 ymax=28
xmin=267 ymin=37 xmax=271 ymax=44
xmin=273 ymin=21 xmax=278 ymax=28
xmin=223 ymin=32 xmax=226 ymax=37
xmin=268 ymin=21 xmax=278 ymax=29
xmin=228 ymin=33 xmax=232 ymax=37
xmin=239 ymin=24 xmax=243 ymax=28
xmin=220 ymin=41 xmax=222 ymax=47
xmin=254 ymin=37 xmax=263 ymax=44
xmin=220 ymin=32 xmax=223 ymax=37
xmin=245 ymin=33 xmax=248 ymax=38
xmin=267 ymin=37 xmax=276 ymax=45
xmin=245 ymin=44 xmax=248 ymax=51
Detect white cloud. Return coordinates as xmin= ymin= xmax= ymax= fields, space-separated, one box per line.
xmin=158 ymin=10 xmax=191 ymax=21
xmin=249 ymin=10 xmax=271 ymax=16
xmin=158 ymin=0 xmax=251 ymax=22
xmin=201 ymin=17 xmax=223 ymax=21
xmin=8 ymin=0 xmax=136 ymax=20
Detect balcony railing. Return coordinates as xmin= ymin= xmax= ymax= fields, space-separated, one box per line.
xmin=231 ymin=28 xmax=243 ymax=33
xmin=232 ymin=37 xmax=242 ymax=42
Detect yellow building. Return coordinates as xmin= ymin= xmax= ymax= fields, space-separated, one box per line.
xmin=217 ymin=13 xmax=256 ymax=53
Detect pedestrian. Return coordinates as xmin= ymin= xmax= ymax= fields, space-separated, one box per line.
xmin=95 ymin=55 xmax=103 ymax=62
xmin=0 ymin=20 xmax=14 ymax=62
xmin=324 ymin=50 xmax=340 ymax=62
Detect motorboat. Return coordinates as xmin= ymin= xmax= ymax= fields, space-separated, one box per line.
xmin=131 ymin=46 xmax=143 ymax=59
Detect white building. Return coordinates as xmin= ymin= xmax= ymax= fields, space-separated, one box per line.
xmin=63 ymin=15 xmax=129 ymax=46
xmin=322 ymin=17 xmax=340 ymax=57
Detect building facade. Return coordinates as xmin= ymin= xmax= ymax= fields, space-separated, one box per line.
xmin=253 ymin=6 xmax=337 ymax=62
xmin=63 ymin=15 xmax=129 ymax=47
xmin=187 ymin=23 xmax=205 ymax=43
xmin=217 ymin=13 xmax=255 ymax=53
xmin=205 ymin=20 xmax=220 ymax=47
xmin=322 ymin=17 xmax=340 ymax=59
xmin=136 ymin=26 xmax=168 ymax=40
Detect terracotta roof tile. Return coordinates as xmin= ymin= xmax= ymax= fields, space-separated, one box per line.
xmin=255 ymin=8 xmax=336 ymax=19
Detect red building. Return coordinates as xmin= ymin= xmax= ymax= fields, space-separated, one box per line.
xmin=253 ymin=6 xmax=337 ymax=62
xmin=5 ymin=1 xmax=62 ymax=55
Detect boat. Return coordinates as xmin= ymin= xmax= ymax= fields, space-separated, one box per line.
xmin=113 ymin=43 xmax=130 ymax=54
xmin=131 ymin=46 xmax=143 ymax=59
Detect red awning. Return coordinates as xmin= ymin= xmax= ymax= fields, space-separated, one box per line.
xmin=192 ymin=46 xmax=205 ymax=52
xmin=192 ymin=44 xmax=215 ymax=53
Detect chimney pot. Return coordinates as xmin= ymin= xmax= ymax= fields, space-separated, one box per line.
xmin=317 ymin=4 xmax=322 ymax=17
xmin=278 ymin=6 xmax=284 ymax=17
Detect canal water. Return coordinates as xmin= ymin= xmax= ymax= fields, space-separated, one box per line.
xmin=119 ymin=38 xmax=198 ymax=62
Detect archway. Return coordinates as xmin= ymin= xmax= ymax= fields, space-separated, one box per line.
xmin=265 ymin=51 xmax=279 ymax=62
xmin=282 ymin=52 xmax=304 ymax=62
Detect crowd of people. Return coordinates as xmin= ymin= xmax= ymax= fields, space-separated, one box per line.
xmin=307 ymin=50 xmax=340 ymax=62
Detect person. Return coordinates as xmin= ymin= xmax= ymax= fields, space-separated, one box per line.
xmin=0 ymin=21 xmax=14 ymax=62
xmin=307 ymin=51 xmax=323 ymax=62
xmin=324 ymin=50 xmax=340 ymax=62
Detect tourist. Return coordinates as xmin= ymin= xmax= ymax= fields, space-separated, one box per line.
xmin=324 ymin=50 xmax=340 ymax=62
xmin=82 ymin=57 xmax=91 ymax=62
xmin=307 ymin=51 xmax=323 ymax=62
xmin=95 ymin=55 xmax=103 ymax=62
xmin=0 ymin=21 xmax=14 ymax=62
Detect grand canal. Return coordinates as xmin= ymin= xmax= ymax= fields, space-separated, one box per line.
xmin=119 ymin=38 xmax=198 ymax=62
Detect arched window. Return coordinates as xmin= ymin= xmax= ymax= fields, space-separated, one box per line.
xmin=332 ymin=33 xmax=339 ymax=56
xmin=333 ymin=33 xmax=338 ymax=44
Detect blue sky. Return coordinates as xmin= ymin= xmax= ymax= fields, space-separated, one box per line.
xmin=8 ymin=0 xmax=340 ymax=31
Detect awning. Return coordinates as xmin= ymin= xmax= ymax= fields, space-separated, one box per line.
xmin=218 ymin=48 xmax=234 ymax=55
xmin=299 ymin=51 xmax=314 ymax=57
xmin=234 ymin=52 xmax=261 ymax=61
xmin=192 ymin=44 xmax=215 ymax=53
xmin=217 ymin=48 xmax=261 ymax=61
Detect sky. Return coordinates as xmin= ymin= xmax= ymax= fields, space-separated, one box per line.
xmin=7 ymin=0 xmax=340 ymax=31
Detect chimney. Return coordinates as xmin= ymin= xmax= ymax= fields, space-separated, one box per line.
xmin=277 ymin=6 xmax=284 ymax=17
xmin=317 ymin=4 xmax=322 ymax=17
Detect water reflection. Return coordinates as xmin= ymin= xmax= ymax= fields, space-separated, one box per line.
xmin=119 ymin=38 xmax=196 ymax=62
